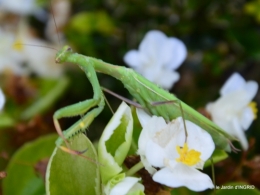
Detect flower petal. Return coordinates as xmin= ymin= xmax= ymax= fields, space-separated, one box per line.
xmin=98 ymin=102 xmax=133 ymax=183
xmin=153 ymin=164 xmax=214 ymax=192
xmin=0 ymin=88 xmax=5 ymax=111
xmin=139 ymin=30 xmax=168 ymax=66
xmin=239 ymin=106 xmax=255 ymax=130
xmin=244 ymin=81 xmax=258 ymax=101
xmin=165 ymin=117 xmax=215 ymax=161
xmin=145 ymin=139 xmax=167 ymax=168
xmin=123 ymin=50 xmax=142 ymax=68
xmin=136 ymin=109 xmax=152 ymax=155
xmin=206 ymin=90 xmax=254 ymax=130
xmin=137 ymin=114 xmax=167 ymax=155
xmin=154 ymin=69 xmax=180 ymax=90
xmin=232 ymin=118 xmax=248 ymax=150
xmin=220 ymin=73 xmax=246 ymax=96
xmin=163 ymin=38 xmax=187 ymax=70
xmin=140 ymin=155 xmax=157 ymax=175
xmin=136 ymin=108 xmax=152 ymax=128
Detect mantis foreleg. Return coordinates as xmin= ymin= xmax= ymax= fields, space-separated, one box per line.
xmin=55 ymin=106 xmax=104 ymax=146
xmin=54 ymin=61 xmax=105 ymax=147
xmin=53 ymin=99 xmax=100 ymax=146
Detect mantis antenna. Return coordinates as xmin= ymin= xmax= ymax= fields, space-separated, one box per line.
xmin=13 ymin=44 xmax=58 ymax=51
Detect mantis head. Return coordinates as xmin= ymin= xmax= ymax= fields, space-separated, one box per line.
xmin=55 ymin=45 xmax=73 ymax=63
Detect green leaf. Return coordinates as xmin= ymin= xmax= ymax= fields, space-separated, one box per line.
xmin=204 ymin=149 xmax=228 ymax=167
xmin=3 ymin=134 xmax=57 ymax=195
xmin=46 ymin=134 xmax=101 ymax=195
xmin=213 ymin=182 xmax=260 ymax=195
xmin=98 ymin=102 xmax=133 ymax=184
xmin=128 ymin=106 xmax=142 ymax=156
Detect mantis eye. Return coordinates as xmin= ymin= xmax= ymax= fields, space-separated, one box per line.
xmin=66 ymin=47 xmax=72 ymax=52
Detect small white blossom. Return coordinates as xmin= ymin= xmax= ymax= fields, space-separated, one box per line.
xmin=206 ymin=73 xmax=258 ymax=150
xmin=0 ymin=21 xmax=63 ymax=78
xmin=124 ymin=30 xmax=187 ymax=89
xmin=0 ymin=88 xmax=5 ymax=111
xmin=0 ymin=29 xmax=26 ymax=75
xmin=136 ymin=109 xmax=215 ymax=192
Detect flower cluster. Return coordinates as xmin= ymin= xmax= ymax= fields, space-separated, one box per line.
xmin=99 ymin=102 xmax=216 ymax=193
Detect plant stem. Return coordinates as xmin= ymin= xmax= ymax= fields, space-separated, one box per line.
xmin=126 ymin=161 xmax=144 ymax=176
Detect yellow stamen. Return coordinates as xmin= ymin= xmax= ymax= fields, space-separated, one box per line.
xmin=176 ymin=143 xmax=201 ymax=166
xmin=12 ymin=39 xmax=24 ymax=51
xmin=248 ymin=101 xmax=258 ymax=119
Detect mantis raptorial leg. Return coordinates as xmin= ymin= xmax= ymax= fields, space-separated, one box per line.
xmin=54 ymin=59 xmax=105 ymax=147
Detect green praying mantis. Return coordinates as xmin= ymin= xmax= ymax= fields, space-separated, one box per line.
xmin=53 ymin=45 xmax=235 ymax=152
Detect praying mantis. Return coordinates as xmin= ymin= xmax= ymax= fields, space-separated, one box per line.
xmin=53 ymin=45 xmax=234 ymax=152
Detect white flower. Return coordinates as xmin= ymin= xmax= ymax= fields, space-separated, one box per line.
xmin=0 ymin=29 xmax=26 ymax=75
xmin=0 ymin=88 xmax=5 ymax=111
xmin=0 ymin=0 xmax=38 ymax=15
xmin=206 ymin=73 xmax=258 ymax=150
xmin=105 ymin=174 xmax=145 ymax=195
xmin=0 ymin=21 xmax=63 ymax=78
xmin=136 ymin=109 xmax=215 ymax=192
xmin=124 ymin=30 xmax=187 ymax=89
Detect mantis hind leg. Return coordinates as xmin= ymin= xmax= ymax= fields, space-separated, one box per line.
xmin=102 ymin=88 xmax=188 ymax=139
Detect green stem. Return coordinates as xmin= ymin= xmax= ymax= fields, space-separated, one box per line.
xmin=211 ymin=158 xmax=216 ymax=195
xmin=126 ymin=161 xmax=144 ymax=176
